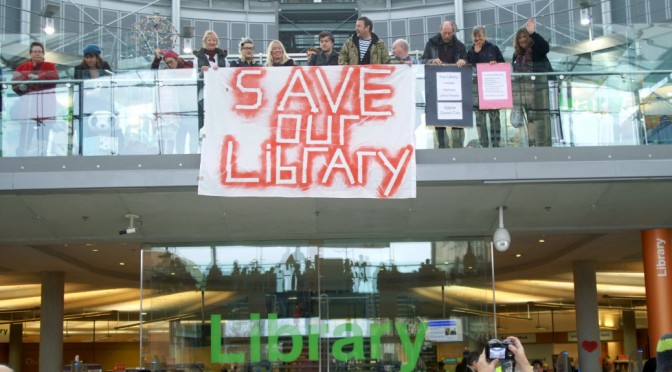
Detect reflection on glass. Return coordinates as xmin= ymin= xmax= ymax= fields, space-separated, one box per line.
xmin=141 ymin=239 xmax=492 ymax=371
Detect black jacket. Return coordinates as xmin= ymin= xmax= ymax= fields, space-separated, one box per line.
xmin=74 ymin=62 xmax=113 ymax=79
xmin=194 ymin=47 xmax=228 ymax=69
xmin=308 ymin=51 xmax=339 ymax=66
xmin=466 ymin=41 xmax=505 ymax=65
xmin=229 ymin=59 xmax=261 ymax=67
xmin=511 ymin=32 xmax=553 ymax=73
xmin=421 ymin=33 xmax=467 ymax=64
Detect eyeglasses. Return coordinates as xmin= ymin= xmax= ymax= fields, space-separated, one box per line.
xmin=242 ymin=47 xmax=254 ymax=51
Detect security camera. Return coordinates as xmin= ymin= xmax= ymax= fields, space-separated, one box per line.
xmin=493 ymin=227 xmax=511 ymax=252
xmin=119 ymin=227 xmax=136 ymax=235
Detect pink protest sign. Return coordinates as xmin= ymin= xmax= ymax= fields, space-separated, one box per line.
xmin=476 ymin=63 xmax=513 ymax=110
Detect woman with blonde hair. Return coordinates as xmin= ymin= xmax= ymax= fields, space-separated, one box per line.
xmin=230 ymin=38 xmax=261 ymax=67
xmin=265 ymin=40 xmax=295 ymax=67
xmin=194 ymin=30 xmax=228 ymax=71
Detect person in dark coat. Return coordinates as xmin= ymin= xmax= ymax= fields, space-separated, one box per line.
xmin=421 ymin=20 xmax=468 ymax=149
xmin=194 ymin=30 xmax=228 ymax=72
xmin=467 ymin=26 xmax=505 ymax=148
xmin=229 ymin=38 xmax=262 ymax=67
xmin=511 ymin=18 xmax=553 ymax=147
xmin=74 ymin=44 xmax=112 ymax=79
xmin=193 ymin=30 xmax=228 ymax=150
xmin=308 ymin=31 xmax=339 ymax=66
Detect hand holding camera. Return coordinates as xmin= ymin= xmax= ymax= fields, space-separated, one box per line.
xmin=478 ymin=336 xmax=533 ymax=372
xmin=486 ymin=339 xmax=514 ymax=361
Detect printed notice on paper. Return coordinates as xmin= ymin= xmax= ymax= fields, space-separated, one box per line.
xmin=476 ymin=63 xmax=513 ymax=109
xmin=438 ymin=102 xmax=463 ymax=120
xmin=436 ymin=72 xmax=462 ymax=101
xmin=482 ymin=71 xmax=508 ymax=100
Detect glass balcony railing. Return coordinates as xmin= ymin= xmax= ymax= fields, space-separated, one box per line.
xmin=1 ymin=66 xmax=671 ymax=157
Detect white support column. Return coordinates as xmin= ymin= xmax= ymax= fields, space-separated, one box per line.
xmin=172 ymin=0 xmax=181 ymax=50
xmin=21 ymin=0 xmax=31 ymax=45
xmin=573 ymin=260 xmax=601 ymax=372
xmin=454 ymin=0 xmax=465 ymax=43
xmin=601 ymin=0 xmax=612 ymax=35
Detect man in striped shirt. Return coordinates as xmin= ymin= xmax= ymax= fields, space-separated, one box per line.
xmin=338 ymin=16 xmax=391 ymax=65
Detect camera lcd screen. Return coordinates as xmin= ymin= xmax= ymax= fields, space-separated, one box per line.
xmin=489 ymin=346 xmax=506 ymax=359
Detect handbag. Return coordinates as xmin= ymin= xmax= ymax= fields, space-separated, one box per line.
xmin=510 ymin=104 xmax=527 ymax=128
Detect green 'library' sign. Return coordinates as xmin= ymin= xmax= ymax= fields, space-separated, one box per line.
xmin=210 ymin=313 xmax=426 ymax=372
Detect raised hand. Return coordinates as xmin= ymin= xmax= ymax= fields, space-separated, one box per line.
xmin=526 ymin=18 xmax=536 ymax=34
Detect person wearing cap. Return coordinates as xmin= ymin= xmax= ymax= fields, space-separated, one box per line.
xmin=74 ymin=44 xmax=112 ymax=79
xmin=657 ymin=333 xmax=672 ymax=372
xmin=151 ymin=49 xmax=194 ymax=69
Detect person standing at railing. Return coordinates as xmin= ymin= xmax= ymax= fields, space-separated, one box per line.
xmin=193 ymin=30 xmax=228 ymax=153
xmin=421 ymin=20 xmax=468 ymax=149
xmin=466 ymin=26 xmax=505 ymax=148
xmin=265 ymin=40 xmax=295 ymax=67
xmin=511 ymin=18 xmax=553 ymax=147
xmin=74 ymin=44 xmax=112 ymax=80
xmin=391 ymin=39 xmax=419 ymax=66
xmin=11 ymin=41 xmax=59 ymax=156
xmin=194 ymin=30 xmax=228 ymax=72
xmin=74 ymin=44 xmax=120 ymax=155
xmin=151 ymin=49 xmax=193 ymax=69
xmin=338 ymin=16 xmax=391 ymax=65
xmin=151 ymin=49 xmax=193 ymax=154
xmin=229 ymin=38 xmax=262 ymax=67
xmin=308 ymin=31 xmax=339 ymax=66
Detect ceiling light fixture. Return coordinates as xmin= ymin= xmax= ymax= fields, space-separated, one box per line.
xmin=580 ymin=7 xmax=591 ymax=26
xmin=41 ymin=4 xmax=59 ymax=35
xmin=181 ymin=26 xmax=195 ymax=54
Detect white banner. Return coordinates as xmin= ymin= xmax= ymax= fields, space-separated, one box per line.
xmin=198 ymin=65 xmax=416 ymax=198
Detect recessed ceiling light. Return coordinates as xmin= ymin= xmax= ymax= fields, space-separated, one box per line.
xmin=92 ymin=249 xmax=99 ymax=252
xmin=515 ymin=253 xmax=522 ymax=258
xmin=119 ymin=262 xmax=125 ymax=266
xmin=539 ymin=239 xmax=545 ymax=243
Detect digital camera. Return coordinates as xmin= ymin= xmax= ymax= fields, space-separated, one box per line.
xmin=486 ymin=339 xmax=514 ymax=361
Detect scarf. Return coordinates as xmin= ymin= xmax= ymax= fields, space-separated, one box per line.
xmin=515 ymin=48 xmax=533 ymax=72
xmin=204 ymin=49 xmax=217 ymax=63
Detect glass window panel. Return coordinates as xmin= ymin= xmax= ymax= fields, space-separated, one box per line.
xmin=391 ymin=19 xmax=406 ymax=40
xmin=480 ymin=8 xmax=495 ymax=27
xmin=409 ymin=18 xmax=424 ymax=52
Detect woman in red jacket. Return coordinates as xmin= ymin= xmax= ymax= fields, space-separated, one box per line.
xmin=12 ymin=41 xmax=59 ymax=156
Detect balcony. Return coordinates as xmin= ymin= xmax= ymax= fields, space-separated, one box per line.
xmin=1 ymin=65 xmax=671 ymax=158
